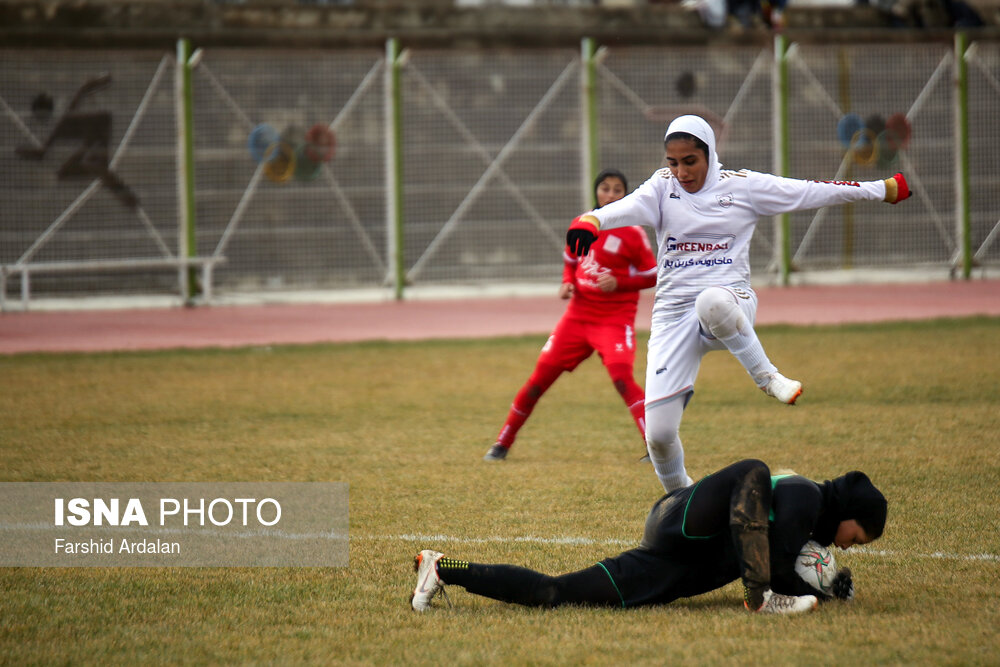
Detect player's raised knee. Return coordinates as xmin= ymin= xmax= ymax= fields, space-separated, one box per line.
xmin=695 ymin=287 xmax=745 ymax=339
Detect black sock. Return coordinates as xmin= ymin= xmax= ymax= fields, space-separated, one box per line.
xmin=438 ymin=560 xmax=619 ymax=608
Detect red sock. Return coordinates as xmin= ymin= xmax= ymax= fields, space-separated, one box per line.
xmin=608 ymin=363 xmax=646 ymax=441
xmin=496 ymin=363 xmax=562 ymax=448
xmin=628 ymin=397 xmax=646 ymax=440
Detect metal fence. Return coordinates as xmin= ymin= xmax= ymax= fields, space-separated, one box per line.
xmin=1 ymin=37 xmax=997 ymax=309
xmin=1 ymin=50 xmax=182 ymax=305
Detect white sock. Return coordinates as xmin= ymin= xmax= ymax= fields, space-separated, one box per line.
xmin=720 ymin=330 xmax=777 ymax=387
xmin=648 ymin=440 xmax=694 ymax=493
xmin=651 ymin=456 xmax=695 ymax=494
xmin=645 ymin=399 xmax=695 ymax=493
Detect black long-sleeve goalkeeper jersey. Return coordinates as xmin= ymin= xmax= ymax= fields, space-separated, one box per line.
xmin=598 ymin=472 xmax=834 ymax=607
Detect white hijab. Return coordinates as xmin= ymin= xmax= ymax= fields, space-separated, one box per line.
xmin=664 ymin=115 xmax=721 ymax=195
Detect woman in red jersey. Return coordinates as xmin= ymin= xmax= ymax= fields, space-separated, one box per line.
xmin=484 ymin=169 xmax=657 ymax=461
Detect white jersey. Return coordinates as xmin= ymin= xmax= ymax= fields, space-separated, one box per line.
xmin=589 ymin=167 xmax=887 ymax=327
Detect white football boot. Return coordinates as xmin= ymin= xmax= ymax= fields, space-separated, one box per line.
xmin=760 ymin=372 xmax=803 ymax=405
xmin=753 ymin=589 xmax=818 ymax=615
xmin=411 ymin=549 xmax=447 ymax=612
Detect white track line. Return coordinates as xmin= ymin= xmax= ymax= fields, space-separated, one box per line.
xmin=371 ymin=534 xmax=1000 ymax=563
xmin=393 ymin=533 xmax=633 ymax=547
xmin=854 ymin=547 xmax=1000 ymax=563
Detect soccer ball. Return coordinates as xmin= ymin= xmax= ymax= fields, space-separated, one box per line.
xmin=794 ymin=540 xmax=837 ymax=594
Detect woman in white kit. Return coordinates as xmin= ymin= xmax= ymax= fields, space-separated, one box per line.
xmin=566 ymin=115 xmax=911 ymax=494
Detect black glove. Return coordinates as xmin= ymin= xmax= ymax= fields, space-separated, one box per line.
xmin=831 ymin=567 xmax=854 ymax=601
xmin=566 ymin=228 xmax=597 ymax=257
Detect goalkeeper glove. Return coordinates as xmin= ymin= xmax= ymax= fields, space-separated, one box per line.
xmin=884 ymin=173 xmax=910 ymax=204
xmin=831 ymin=567 xmax=855 ymax=601
xmin=567 ymin=215 xmax=599 ymax=257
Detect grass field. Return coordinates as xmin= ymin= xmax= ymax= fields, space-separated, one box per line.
xmin=1 ymin=316 xmax=999 ymax=665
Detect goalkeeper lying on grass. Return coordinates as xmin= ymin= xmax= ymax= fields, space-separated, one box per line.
xmin=410 ymin=458 xmax=885 ymax=614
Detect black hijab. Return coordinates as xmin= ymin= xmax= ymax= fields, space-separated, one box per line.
xmin=813 ymin=471 xmax=888 ymax=545
xmin=594 ymin=169 xmax=627 ymax=208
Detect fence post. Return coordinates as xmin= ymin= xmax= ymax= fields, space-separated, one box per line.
xmin=837 ymin=48 xmax=855 ymax=270
xmin=581 ymin=37 xmax=599 ymax=210
xmin=385 ymin=38 xmax=405 ymax=300
xmin=772 ymin=34 xmax=791 ymax=285
xmin=176 ymin=38 xmax=197 ymax=302
xmin=954 ymin=32 xmax=972 ymax=279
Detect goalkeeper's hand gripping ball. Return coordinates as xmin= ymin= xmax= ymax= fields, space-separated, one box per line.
xmin=831 ymin=567 xmax=855 ymax=602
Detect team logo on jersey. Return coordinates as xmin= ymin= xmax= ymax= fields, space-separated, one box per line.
xmin=579 ymin=252 xmax=602 ymax=275
xmin=669 ymin=192 xmax=681 ymax=199
xmin=717 ymin=193 xmax=734 ymax=208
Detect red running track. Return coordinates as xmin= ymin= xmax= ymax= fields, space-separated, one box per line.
xmin=0 ymin=280 xmax=997 ymax=355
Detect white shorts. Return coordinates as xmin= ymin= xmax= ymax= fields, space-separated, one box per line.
xmin=644 ymin=285 xmax=759 ymax=410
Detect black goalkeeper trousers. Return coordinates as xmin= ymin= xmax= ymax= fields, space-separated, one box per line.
xmin=437 ymin=459 xmax=773 ymax=609
xmin=438 ymin=562 xmax=620 ymax=608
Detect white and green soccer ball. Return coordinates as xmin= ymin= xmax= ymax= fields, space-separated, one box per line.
xmin=795 ymin=540 xmax=837 ymax=594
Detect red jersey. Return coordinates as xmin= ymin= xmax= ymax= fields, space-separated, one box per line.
xmin=562 ymin=222 xmax=657 ymax=325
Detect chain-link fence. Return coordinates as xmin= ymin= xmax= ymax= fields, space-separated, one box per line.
xmin=967 ymin=41 xmax=1000 ymax=268
xmin=786 ymin=42 xmax=956 ymax=270
xmin=190 ymin=48 xmax=388 ymax=293
xmin=402 ymin=48 xmax=580 ymax=286
xmin=0 ymin=50 xmax=180 ymax=302
xmin=2 ymin=38 xmax=997 ymax=308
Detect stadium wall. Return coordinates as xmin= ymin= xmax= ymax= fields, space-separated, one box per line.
xmin=1 ymin=5 xmax=998 ymax=308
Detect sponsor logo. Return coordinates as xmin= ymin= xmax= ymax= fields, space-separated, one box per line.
xmin=669 ymin=192 xmax=681 ymax=199
xmin=663 ymin=233 xmax=737 ymax=270
xmin=655 ymin=366 xmax=668 ymax=375
xmin=665 ymin=236 xmax=732 ymax=253
xmin=664 ymin=257 xmax=734 ymax=269
xmin=811 ymin=179 xmax=860 ymax=187
xmin=717 ymin=193 xmax=734 ymax=208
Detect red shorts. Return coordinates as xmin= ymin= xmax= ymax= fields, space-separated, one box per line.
xmin=538 ymin=315 xmax=638 ymax=371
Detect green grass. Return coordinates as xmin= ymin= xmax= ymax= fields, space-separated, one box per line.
xmin=1 ymin=317 xmax=999 ymax=665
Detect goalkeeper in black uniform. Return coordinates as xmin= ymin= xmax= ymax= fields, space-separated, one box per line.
xmin=410 ymin=459 xmax=887 ymax=614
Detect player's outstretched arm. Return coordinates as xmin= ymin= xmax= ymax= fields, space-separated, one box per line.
xmin=883 ymin=173 xmax=910 ymax=204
